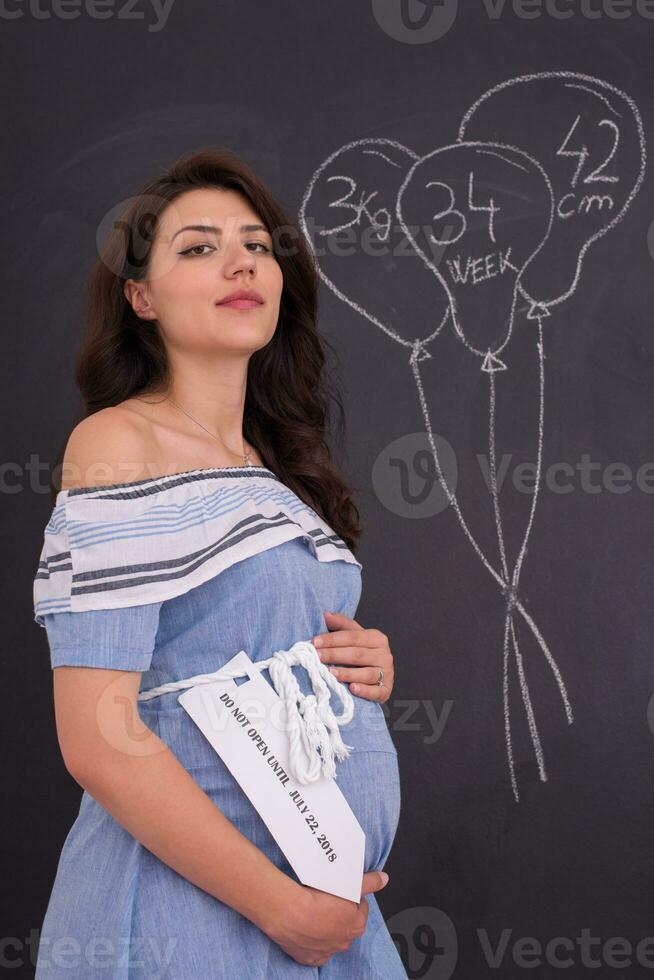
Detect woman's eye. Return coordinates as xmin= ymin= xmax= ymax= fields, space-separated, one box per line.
xmin=179 ymin=244 xmax=214 ymax=257
xmin=179 ymin=241 xmax=272 ymax=258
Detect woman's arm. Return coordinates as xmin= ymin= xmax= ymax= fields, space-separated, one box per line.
xmin=54 ymin=664 xmax=298 ymax=931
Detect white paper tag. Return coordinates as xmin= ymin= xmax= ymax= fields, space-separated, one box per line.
xmin=177 ymin=650 xmax=365 ymax=902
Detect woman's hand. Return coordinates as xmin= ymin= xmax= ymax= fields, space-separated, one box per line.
xmin=312 ymin=611 xmax=394 ymax=703
xmin=265 ymin=871 xmax=390 ymax=966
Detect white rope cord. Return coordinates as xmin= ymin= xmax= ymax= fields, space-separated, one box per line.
xmin=137 ymin=640 xmax=356 ymax=785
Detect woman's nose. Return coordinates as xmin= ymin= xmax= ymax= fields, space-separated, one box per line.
xmin=222 ymin=245 xmax=257 ymax=278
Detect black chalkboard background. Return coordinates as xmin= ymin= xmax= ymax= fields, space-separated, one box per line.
xmin=6 ymin=3 xmax=654 ymax=977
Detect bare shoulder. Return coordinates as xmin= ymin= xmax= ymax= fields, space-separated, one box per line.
xmin=60 ymin=405 xmax=157 ymax=490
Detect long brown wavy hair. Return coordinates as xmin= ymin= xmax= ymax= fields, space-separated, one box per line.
xmin=49 ymin=148 xmax=363 ymax=553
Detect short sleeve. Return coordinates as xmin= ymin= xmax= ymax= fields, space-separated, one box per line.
xmin=41 ymin=602 xmax=163 ymax=672
xmin=33 ymin=489 xmax=164 ymax=672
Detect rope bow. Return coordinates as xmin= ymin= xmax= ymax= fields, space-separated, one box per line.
xmin=137 ymin=640 xmax=355 ymax=784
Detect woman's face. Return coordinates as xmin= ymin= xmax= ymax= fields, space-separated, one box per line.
xmin=125 ymin=186 xmax=283 ymax=356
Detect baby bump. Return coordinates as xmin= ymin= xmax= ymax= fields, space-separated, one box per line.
xmin=334 ymin=694 xmax=401 ymax=870
xmin=142 ymin=692 xmax=401 ymax=875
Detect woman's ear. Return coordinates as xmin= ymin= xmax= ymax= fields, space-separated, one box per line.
xmin=123 ymin=279 xmax=157 ymax=320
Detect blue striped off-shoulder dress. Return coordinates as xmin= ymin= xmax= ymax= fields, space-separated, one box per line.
xmin=32 ymin=464 xmax=406 ymax=979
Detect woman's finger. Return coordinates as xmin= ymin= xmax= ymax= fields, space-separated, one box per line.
xmin=312 ymin=628 xmax=387 ymax=652
xmin=328 ymin=665 xmax=390 ymax=687
xmin=322 ymin=610 xmax=365 ymax=631
xmin=349 ymin=679 xmax=390 ymax=702
xmin=316 ymin=641 xmax=392 ymax=668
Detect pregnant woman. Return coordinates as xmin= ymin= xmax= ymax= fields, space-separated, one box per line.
xmin=32 ymin=149 xmax=406 ymax=978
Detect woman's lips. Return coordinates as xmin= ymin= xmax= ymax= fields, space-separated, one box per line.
xmin=216 ymin=299 xmax=263 ymax=310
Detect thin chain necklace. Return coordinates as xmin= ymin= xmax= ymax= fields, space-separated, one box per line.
xmin=167 ymin=396 xmax=253 ymax=467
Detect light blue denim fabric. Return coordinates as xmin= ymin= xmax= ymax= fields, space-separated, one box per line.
xmin=36 ymin=537 xmax=407 ymax=979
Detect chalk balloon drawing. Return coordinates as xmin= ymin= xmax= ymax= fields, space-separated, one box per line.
xmin=396 ymin=141 xmax=553 ymax=359
xmin=299 ymin=74 xmax=645 ymax=801
xmin=298 ymin=138 xmax=450 ymax=354
xmin=459 ymin=72 xmax=646 ymax=309
xmin=397 ymin=142 xmax=570 ymax=802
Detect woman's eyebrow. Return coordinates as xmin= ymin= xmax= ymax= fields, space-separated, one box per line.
xmin=170 ymin=223 xmax=269 ymax=242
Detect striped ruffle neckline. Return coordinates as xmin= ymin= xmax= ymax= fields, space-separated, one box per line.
xmin=33 ymin=465 xmax=362 ymax=625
